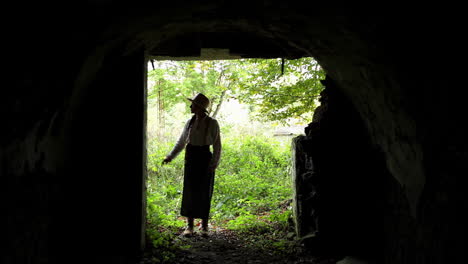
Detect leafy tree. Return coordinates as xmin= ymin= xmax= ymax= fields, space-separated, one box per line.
xmin=233 ymin=57 xmax=325 ymax=124
xmin=147 ymin=57 xmax=325 ymax=124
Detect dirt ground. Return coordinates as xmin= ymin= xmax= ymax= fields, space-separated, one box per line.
xmin=140 ymin=227 xmax=341 ymax=264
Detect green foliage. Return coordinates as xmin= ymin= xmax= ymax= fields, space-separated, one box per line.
xmin=145 ymin=58 xmax=315 ymax=259
xmin=235 ymin=57 xmax=325 ymax=123
xmin=147 ymin=57 xmax=325 ymax=124
xmin=145 ymin=128 xmax=296 ymax=260
xmin=228 ymin=210 xmax=296 ymax=256
xmin=147 ymin=139 xmax=186 ymax=230
xmin=146 ymin=133 xmax=293 ymax=227
xmin=145 ymin=144 xmax=188 ymax=262
xmin=226 ymin=213 xmax=270 ymax=233
xmin=210 ymin=135 xmax=292 ymax=223
xmin=144 ymin=221 xmax=188 ymax=263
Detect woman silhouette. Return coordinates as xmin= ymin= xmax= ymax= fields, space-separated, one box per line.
xmin=162 ymin=93 xmax=221 ymax=237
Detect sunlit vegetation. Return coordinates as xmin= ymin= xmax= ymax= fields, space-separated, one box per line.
xmin=147 ymin=130 xmax=292 ymax=230
xmin=144 ymin=57 xmax=324 ymax=262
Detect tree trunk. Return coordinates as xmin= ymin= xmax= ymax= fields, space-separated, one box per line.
xmin=211 ymin=89 xmax=226 ymax=118
xmin=157 ymin=78 xmax=165 ymax=139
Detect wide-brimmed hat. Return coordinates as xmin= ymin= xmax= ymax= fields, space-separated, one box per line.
xmin=187 ymin=93 xmax=210 ymax=112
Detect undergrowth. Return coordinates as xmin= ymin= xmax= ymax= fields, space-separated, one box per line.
xmin=145 ymin=132 xmax=296 ymax=262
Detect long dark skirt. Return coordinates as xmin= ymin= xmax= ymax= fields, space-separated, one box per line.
xmin=180 ymin=144 xmax=215 ymax=219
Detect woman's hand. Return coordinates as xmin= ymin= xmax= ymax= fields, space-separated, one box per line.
xmin=162 ymin=156 xmax=172 ymax=165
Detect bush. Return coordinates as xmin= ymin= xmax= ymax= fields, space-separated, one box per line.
xmin=146 ymin=128 xmax=293 ymax=235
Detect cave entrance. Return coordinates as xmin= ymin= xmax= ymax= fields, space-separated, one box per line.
xmin=143 ymin=55 xmax=324 ymax=254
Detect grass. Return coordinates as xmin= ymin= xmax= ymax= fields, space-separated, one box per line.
xmin=144 ymin=119 xmax=299 ymax=262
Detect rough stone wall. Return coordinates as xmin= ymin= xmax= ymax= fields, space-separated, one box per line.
xmin=292 ymin=76 xmax=384 ymax=261
xmin=2 ymin=31 xmax=81 ymax=263
xmin=2 ymin=8 xmax=148 ymax=262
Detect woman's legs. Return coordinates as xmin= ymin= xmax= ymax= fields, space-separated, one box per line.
xmin=201 ymin=218 xmax=208 ymax=231
xmin=183 ymin=217 xmax=194 ymax=236
xmin=200 ymin=218 xmax=209 ymax=237
xmin=183 ymin=217 xmax=209 ymax=237
xmin=187 ymin=217 xmax=194 ymax=229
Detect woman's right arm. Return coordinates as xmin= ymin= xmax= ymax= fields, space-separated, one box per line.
xmin=165 ymin=120 xmax=190 ymax=161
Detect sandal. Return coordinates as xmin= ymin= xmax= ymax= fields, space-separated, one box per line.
xmin=200 ymin=229 xmax=209 ymax=237
xmin=182 ymin=227 xmax=194 ymax=237
xmin=199 ymin=225 xmax=209 ymax=237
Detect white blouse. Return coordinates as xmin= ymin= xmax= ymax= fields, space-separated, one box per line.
xmin=167 ymin=115 xmax=222 ymax=168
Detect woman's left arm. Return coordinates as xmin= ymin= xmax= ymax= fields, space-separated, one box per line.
xmin=210 ymin=120 xmax=222 ymax=170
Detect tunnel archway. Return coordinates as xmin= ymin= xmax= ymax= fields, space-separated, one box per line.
xmin=82 ymin=14 xmax=396 ymax=262
xmin=5 ymin=2 xmax=463 ymax=264
xmin=95 ymin=8 xmax=427 ymax=217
